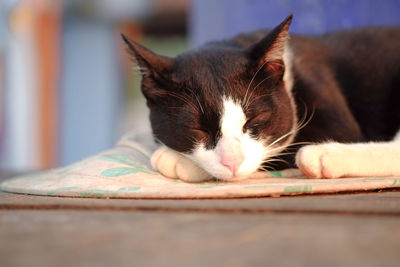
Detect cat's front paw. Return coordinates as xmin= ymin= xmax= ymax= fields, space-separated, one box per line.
xmin=295 ymin=143 xmax=346 ymax=178
xmin=151 ymin=146 xmax=213 ymax=182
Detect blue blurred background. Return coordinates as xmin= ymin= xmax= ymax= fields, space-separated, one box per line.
xmin=0 ymin=0 xmax=399 ymax=171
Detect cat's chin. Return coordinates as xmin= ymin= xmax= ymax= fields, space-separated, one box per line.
xmin=187 ymin=147 xmax=263 ymax=182
xmin=195 ymin=165 xmax=257 ymax=182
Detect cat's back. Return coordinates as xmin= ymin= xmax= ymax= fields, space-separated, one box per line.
xmin=286 ymin=26 xmax=400 ymax=90
xmin=219 ymin=26 xmax=400 ymax=59
xmin=295 ymin=27 xmax=400 ymax=141
xmin=320 ymin=27 xmax=400 ymax=141
xmin=316 ymin=27 xmax=400 ymax=74
xmin=318 ymin=26 xmax=400 ymax=54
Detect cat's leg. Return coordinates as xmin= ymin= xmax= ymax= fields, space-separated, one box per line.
xmin=151 ymin=146 xmax=213 ymax=182
xmin=296 ymin=140 xmax=400 ymax=178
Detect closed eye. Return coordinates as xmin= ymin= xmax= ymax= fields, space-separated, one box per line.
xmin=192 ymin=128 xmax=209 ymax=140
xmin=243 ymin=113 xmax=271 ymax=132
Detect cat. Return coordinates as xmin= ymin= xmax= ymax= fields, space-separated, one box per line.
xmin=121 ymin=14 xmax=400 ymax=182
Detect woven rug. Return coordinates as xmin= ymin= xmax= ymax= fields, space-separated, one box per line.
xmin=1 ymin=133 xmax=399 ymax=198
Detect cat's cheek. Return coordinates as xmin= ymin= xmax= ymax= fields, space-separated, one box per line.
xmin=235 ymin=135 xmax=265 ymax=177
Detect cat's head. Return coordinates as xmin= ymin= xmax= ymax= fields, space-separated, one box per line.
xmin=122 ymin=15 xmax=296 ymax=181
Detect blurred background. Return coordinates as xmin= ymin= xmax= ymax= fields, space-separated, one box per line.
xmin=0 ymin=0 xmax=399 ymax=171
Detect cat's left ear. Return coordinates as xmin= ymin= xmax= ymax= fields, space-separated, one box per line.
xmin=246 ymin=14 xmax=292 ymax=78
xmin=121 ymin=34 xmax=173 ymax=80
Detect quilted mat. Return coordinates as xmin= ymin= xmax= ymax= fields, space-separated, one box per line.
xmin=1 ymin=133 xmax=399 ymax=198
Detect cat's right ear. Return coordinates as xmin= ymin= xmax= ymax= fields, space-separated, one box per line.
xmin=246 ymin=15 xmax=293 ymax=80
xmin=121 ymin=34 xmax=173 ymax=80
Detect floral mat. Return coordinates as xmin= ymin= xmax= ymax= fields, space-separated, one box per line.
xmin=1 ymin=133 xmax=399 ymax=199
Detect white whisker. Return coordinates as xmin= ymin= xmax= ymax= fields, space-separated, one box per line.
xmin=244 ymin=74 xmax=275 ymax=110
xmin=195 ymin=95 xmax=205 ymax=114
xmin=259 ymin=165 xmax=277 ymax=172
xmin=270 ymin=152 xmax=296 ymax=157
xmin=266 ymin=130 xmax=296 ymax=149
xmin=258 ymin=103 xmax=316 ymax=171
xmin=245 ymin=93 xmax=272 ymax=111
xmin=243 ymin=61 xmax=268 ymax=107
xmin=265 ymin=159 xmax=289 ymax=165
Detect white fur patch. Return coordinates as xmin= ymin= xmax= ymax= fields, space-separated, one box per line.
xmin=188 ymin=98 xmax=265 ymax=181
xmin=282 ymin=43 xmax=294 ymax=93
xmin=151 ymin=146 xmax=212 ymax=182
xmin=394 ymin=128 xmax=400 ymax=141
xmin=296 ymin=141 xmax=400 ymax=178
xmin=220 ymin=97 xmax=246 ymax=137
xmin=282 ymin=44 xmax=298 ymax=140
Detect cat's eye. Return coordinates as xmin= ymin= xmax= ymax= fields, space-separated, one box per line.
xmin=192 ymin=128 xmax=209 ymax=140
xmin=243 ymin=113 xmax=271 ymax=132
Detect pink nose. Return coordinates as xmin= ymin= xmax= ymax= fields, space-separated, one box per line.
xmin=221 ymin=155 xmax=244 ymax=176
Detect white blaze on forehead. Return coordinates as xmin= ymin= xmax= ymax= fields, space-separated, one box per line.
xmin=188 ymin=97 xmax=265 ymax=180
xmin=221 ymin=98 xmax=246 ymax=137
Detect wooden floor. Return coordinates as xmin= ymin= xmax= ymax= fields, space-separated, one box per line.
xmin=1 ymin=172 xmax=400 ymax=267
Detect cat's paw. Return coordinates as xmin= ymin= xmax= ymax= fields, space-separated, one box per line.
xmin=151 ymin=146 xmax=213 ymax=182
xmin=295 ymin=143 xmax=347 ymax=178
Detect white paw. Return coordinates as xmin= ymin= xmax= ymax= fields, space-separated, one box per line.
xmin=151 ymin=146 xmax=212 ymax=182
xmin=296 ymin=143 xmax=347 ymax=178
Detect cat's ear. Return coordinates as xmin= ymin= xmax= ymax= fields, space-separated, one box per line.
xmin=121 ymin=34 xmax=173 ymax=80
xmin=246 ymin=14 xmax=292 ymax=79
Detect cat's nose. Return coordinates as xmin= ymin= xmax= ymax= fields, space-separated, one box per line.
xmin=219 ymin=137 xmax=244 ymax=176
xmin=221 ymin=154 xmax=244 ymax=176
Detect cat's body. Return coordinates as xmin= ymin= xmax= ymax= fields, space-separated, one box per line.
xmin=122 ymin=15 xmax=400 ymax=182
xmin=231 ymin=26 xmax=400 ymax=169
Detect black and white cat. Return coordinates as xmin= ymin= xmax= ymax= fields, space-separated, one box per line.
xmin=122 ymin=15 xmax=400 ymax=182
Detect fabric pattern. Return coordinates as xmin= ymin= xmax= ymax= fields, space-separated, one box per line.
xmin=1 ymin=133 xmax=400 ymax=198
